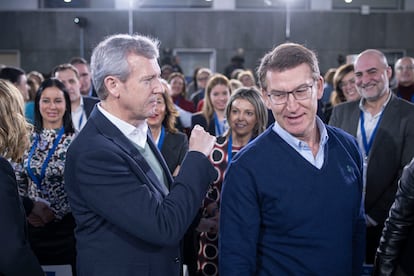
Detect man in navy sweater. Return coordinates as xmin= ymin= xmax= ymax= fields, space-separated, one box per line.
xmin=219 ymin=43 xmax=366 ymax=275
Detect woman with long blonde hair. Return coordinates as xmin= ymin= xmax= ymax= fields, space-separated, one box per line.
xmin=0 ymin=79 xmax=44 ymax=275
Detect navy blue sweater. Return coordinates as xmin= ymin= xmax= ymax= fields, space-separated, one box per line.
xmin=220 ymin=125 xmax=366 ymax=276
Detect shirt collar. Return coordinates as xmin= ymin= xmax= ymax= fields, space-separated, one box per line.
xmin=97 ymin=103 xmax=148 ymax=148
xmin=273 ymin=116 xmax=328 ymax=150
xmin=358 ymin=91 xmax=392 ymax=113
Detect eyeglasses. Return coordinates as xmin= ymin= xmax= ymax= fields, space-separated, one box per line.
xmin=197 ymin=76 xmax=209 ymax=82
xmin=267 ymin=82 xmax=314 ymax=105
xmin=396 ymin=65 xmax=414 ymax=71
xmin=339 ymin=78 xmax=355 ymax=89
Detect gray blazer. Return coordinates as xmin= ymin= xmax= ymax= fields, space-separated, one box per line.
xmin=329 ymin=94 xmax=414 ymax=224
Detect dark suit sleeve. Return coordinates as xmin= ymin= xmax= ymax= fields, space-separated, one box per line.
xmin=67 ymin=147 xmax=216 ymax=247
xmin=0 ymin=158 xmax=44 ymax=276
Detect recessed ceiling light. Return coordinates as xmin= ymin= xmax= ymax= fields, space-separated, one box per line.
xmin=64 ymin=0 xmax=72 ymax=3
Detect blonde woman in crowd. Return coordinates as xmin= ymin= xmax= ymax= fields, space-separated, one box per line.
xmin=196 ymin=87 xmax=268 ymax=276
xmin=0 ymin=79 xmax=44 ymax=276
xmin=191 ymin=74 xmax=231 ymax=137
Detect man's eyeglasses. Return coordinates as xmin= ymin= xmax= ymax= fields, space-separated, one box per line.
xmin=339 ymin=78 xmax=355 ymax=89
xmin=396 ymin=65 xmax=414 ymax=72
xmin=267 ymin=82 xmax=314 ymax=105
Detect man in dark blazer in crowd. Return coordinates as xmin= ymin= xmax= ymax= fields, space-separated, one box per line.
xmin=53 ymin=63 xmax=99 ymax=132
xmin=64 ymin=34 xmax=217 ymax=276
xmin=329 ymin=49 xmax=414 ymax=264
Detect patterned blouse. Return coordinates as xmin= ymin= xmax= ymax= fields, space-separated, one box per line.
xmin=14 ymin=128 xmax=74 ymax=220
xmin=197 ymin=135 xmax=243 ymax=276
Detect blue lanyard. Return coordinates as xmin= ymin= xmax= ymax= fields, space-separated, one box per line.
xmin=227 ymin=134 xmax=254 ymax=166
xmin=78 ymin=113 xmax=84 ymax=130
xmin=360 ymin=110 xmax=383 ymax=157
xmin=227 ymin=135 xmax=233 ymax=165
xmin=26 ymin=127 xmax=65 ymax=193
xmin=157 ymin=126 xmax=166 ymax=151
xmin=214 ymin=113 xmax=223 ymax=136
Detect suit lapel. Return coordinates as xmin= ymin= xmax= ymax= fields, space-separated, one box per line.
xmin=90 ymin=108 xmax=168 ymax=197
xmin=348 ymin=102 xmax=361 ymax=136
xmin=368 ymin=95 xmax=397 ymax=158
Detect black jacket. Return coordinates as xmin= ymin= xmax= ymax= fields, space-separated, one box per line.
xmin=373 ymin=158 xmax=414 ymax=276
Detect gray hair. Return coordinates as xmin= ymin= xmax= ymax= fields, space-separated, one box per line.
xmin=91 ymin=34 xmax=160 ymax=100
xmin=257 ymin=43 xmax=320 ymax=91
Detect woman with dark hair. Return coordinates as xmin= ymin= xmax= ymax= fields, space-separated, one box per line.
xmin=195 ymin=87 xmax=268 ymax=275
xmin=0 ymin=79 xmax=44 ymax=276
xmin=325 ymin=63 xmax=360 ymax=122
xmin=13 ymin=78 xmax=76 ymax=271
xmin=330 ymin=63 xmax=360 ymax=105
xmin=147 ymin=80 xmax=188 ymax=176
xmin=168 ymin=72 xmax=195 ymax=113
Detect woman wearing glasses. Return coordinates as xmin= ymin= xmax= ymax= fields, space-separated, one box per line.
xmin=324 ymin=63 xmax=360 ymax=121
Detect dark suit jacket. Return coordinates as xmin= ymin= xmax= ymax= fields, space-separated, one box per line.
xmin=64 ymin=107 xmax=216 ymax=276
xmin=83 ymin=96 xmax=100 ymax=118
xmin=159 ymin=131 xmax=188 ymax=175
xmin=0 ymin=157 xmax=44 ymax=276
xmin=191 ymin=113 xmax=215 ymax=136
xmin=329 ymin=94 xmax=414 ymax=224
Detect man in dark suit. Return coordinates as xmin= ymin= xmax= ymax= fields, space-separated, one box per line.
xmin=53 ymin=63 xmax=99 ymax=132
xmin=329 ymin=49 xmax=414 ymax=264
xmin=64 ymin=34 xmax=217 ymax=276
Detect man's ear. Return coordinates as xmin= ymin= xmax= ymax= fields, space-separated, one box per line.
xmin=316 ymin=76 xmax=324 ymax=100
xmin=104 ymin=76 xmax=120 ymax=98
xmin=261 ymin=88 xmax=272 ymax=109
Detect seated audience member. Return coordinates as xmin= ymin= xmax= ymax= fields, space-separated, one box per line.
xmin=13 ymin=78 xmax=76 ymax=271
xmin=373 ymin=157 xmax=414 ymax=276
xmin=192 ymin=74 xmax=231 ymax=137
xmin=168 ymin=72 xmax=195 ymax=113
xmin=0 ymin=79 xmax=44 ymax=276
xmin=196 ymin=87 xmax=268 ymax=276
xmin=147 ymin=80 xmax=189 ymax=176
xmin=393 ymin=56 xmax=414 ymax=102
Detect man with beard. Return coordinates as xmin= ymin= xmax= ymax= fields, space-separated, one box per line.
xmin=330 ymin=49 xmax=414 ymax=264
